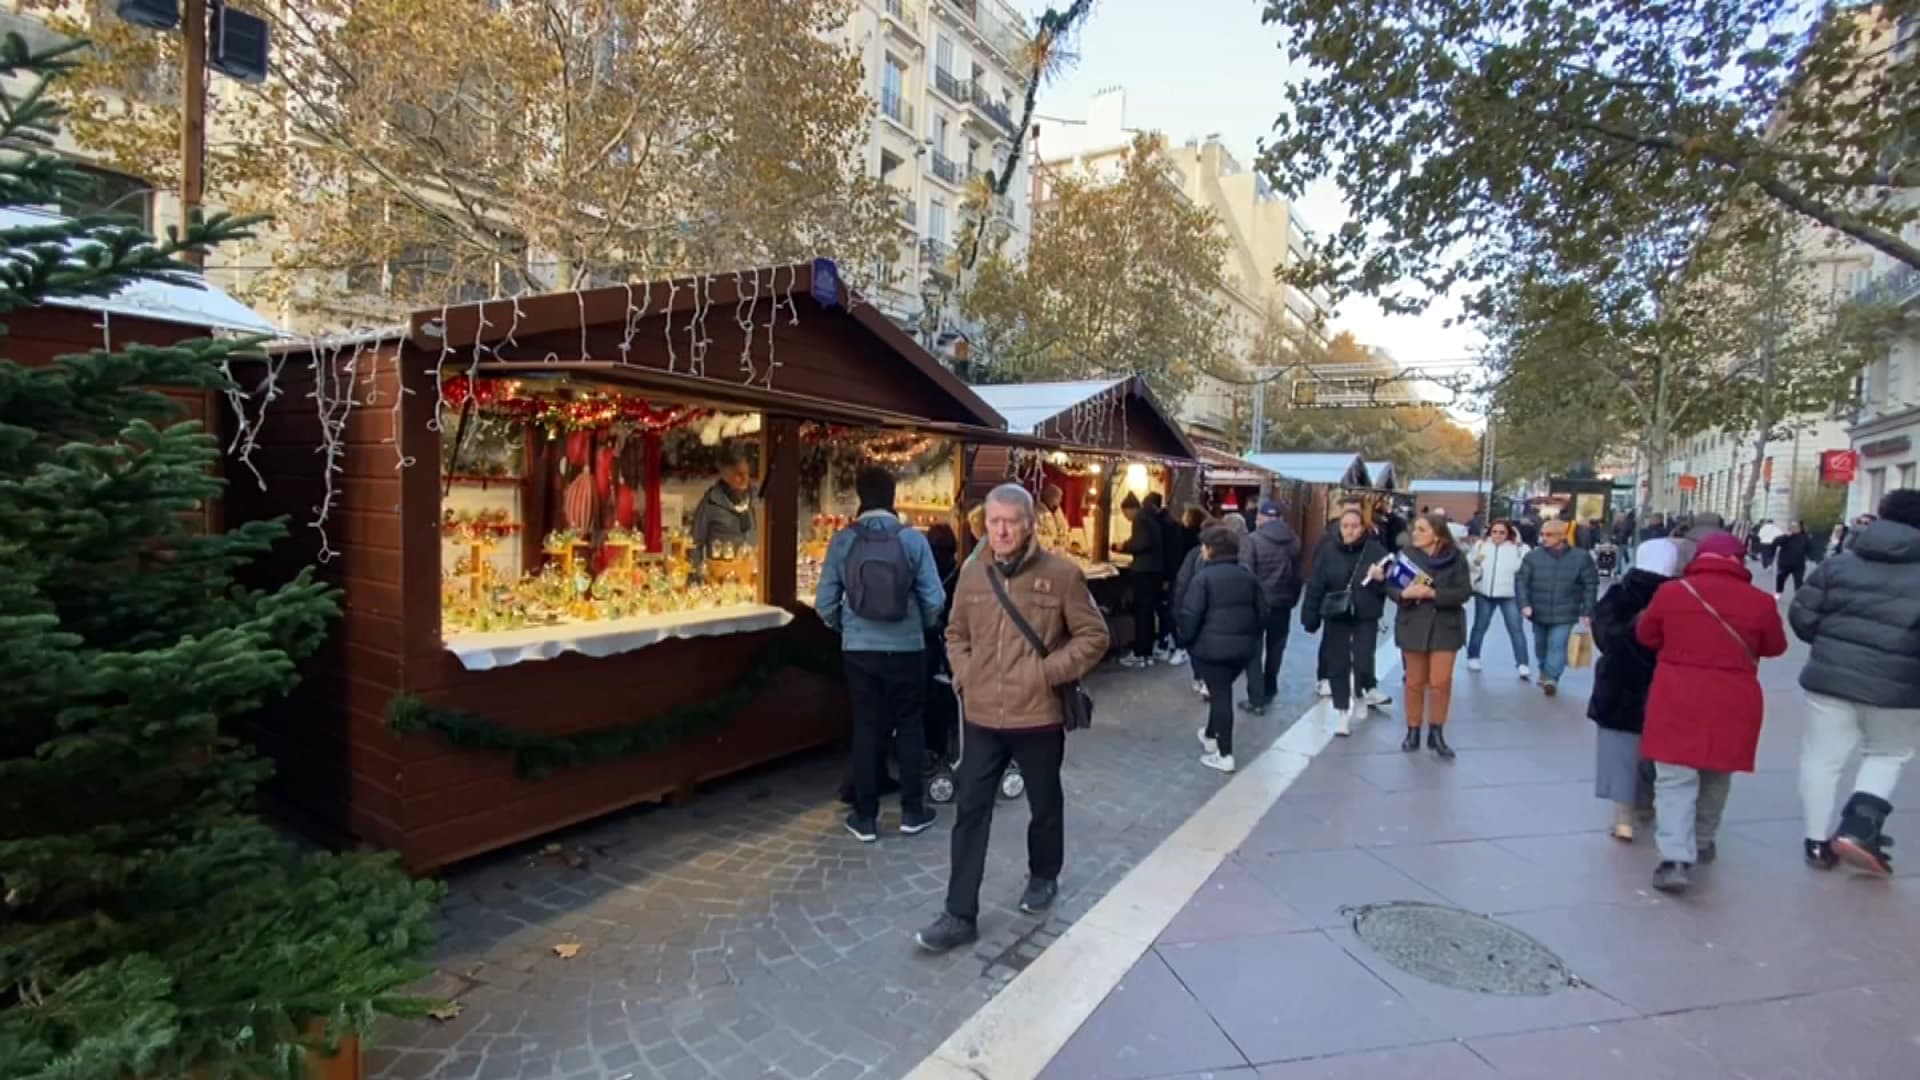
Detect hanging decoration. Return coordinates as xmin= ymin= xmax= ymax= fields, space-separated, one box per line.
xmin=384 ymin=638 xmax=841 ymax=779
xmin=442 ymin=375 xmax=710 ymax=435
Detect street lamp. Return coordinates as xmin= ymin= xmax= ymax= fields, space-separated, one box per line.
xmin=114 ymin=0 xmax=271 ymax=267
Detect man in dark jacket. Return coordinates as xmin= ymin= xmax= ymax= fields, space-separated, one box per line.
xmin=1790 ymin=489 xmax=1920 ymax=875
xmin=1772 ymin=521 xmax=1813 ymax=596
xmin=1517 ymin=519 xmax=1599 ymax=697
xmin=1239 ymin=500 xmax=1303 ymax=713
xmin=1179 ymin=526 xmax=1267 ymax=772
xmin=1118 ymin=493 xmax=1163 ymax=667
xmin=1146 ymin=493 xmax=1183 ymax=657
xmin=1587 ymin=539 xmax=1680 ymax=840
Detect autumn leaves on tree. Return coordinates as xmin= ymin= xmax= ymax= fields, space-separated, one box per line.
xmin=37 ymin=0 xmax=898 ymax=312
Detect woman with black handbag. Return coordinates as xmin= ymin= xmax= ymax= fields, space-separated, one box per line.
xmin=1302 ymin=508 xmax=1390 ymax=736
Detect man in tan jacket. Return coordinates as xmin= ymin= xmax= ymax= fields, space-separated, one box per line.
xmin=915 ymin=484 xmax=1110 ymax=953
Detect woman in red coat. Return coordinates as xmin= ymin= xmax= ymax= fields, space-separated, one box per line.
xmin=1636 ymin=532 xmax=1788 ymax=893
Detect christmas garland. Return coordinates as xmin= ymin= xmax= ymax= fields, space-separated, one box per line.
xmin=444 ymin=375 xmax=708 ymax=435
xmin=384 ymin=638 xmax=842 ymax=779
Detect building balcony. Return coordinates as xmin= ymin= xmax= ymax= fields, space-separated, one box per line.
xmin=922 ymin=237 xmax=952 ymax=266
xmin=1854 ymin=263 xmax=1920 ymax=309
xmin=932 ymin=67 xmax=970 ymax=104
xmin=879 ymin=89 xmax=915 ymax=132
xmin=928 ymin=151 xmax=964 ymax=186
xmin=890 ymin=191 xmax=918 ymax=228
xmin=933 ymin=0 xmax=1029 ymax=70
xmin=965 ymin=85 xmax=1020 ymax=138
xmin=881 ymin=0 xmax=923 ymax=42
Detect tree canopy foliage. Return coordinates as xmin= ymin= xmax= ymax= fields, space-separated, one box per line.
xmin=36 ymin=0 xmax=897 ymax=317
xmin=959 ymin=131 xmax=1230 ymax=407
xmin=1257 ymin=0 xmax=1920 ymax=313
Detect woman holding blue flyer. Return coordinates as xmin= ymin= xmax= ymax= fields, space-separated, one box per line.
xmin=1388 ymin=514 xmax=1473 ymax=759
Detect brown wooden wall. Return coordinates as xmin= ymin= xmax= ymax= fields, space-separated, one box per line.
xmin=221 ymin=343 xmax=416 ymax=851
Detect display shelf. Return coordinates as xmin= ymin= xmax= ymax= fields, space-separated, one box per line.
xmin=443 ymin=603 xmax=793 ymax=671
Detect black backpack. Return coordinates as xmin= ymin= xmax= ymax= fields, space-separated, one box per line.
xmin=844 ymin=519 xmax=915 ymax=622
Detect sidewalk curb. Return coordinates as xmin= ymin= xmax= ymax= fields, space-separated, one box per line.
xmin=906 ymin=638 xmax=1403 ymax=1080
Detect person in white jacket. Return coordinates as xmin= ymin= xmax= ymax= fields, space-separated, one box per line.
xmin=1466 ymin=519 xmax=1531 ymax=676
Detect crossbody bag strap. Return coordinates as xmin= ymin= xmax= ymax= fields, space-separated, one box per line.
xmin=987 ymin=565 xmax=1051 ymax=660
xmin=1679 ymin=579 xmax=1757 ymax=668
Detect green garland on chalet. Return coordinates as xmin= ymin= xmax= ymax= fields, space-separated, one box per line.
xmin=385 ymin=638 xmax=841 ymax=779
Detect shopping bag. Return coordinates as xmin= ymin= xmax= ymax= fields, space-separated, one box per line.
xmin=1567 ymin=626 xmax=1595 ymax=669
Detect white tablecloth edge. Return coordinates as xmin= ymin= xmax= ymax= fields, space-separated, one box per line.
xmin=445 ymin=604 xmax=796 ymax=672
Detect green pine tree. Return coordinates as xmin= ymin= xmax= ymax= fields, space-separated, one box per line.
xmin=0 ymin=34 xmax=439 ymax=1079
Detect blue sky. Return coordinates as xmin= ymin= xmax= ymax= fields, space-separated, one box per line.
xmin=1023 ymin=0 xmax=1483 ymax=376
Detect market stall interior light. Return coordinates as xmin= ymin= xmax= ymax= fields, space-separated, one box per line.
xmin=1088 ymin=461 xmax=1102 ymax=474
xmin=1125 ymin=462 xmax=1149 ymax=490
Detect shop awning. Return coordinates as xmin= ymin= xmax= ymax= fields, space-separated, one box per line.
xmin=1198 ymin=445 xmax=1275 ymax=486
xmin=1243 ymin=451 xmax=1370 ymax=486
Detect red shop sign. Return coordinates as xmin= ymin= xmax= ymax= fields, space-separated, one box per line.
xmin=1820 ymin=450 xmax=1859 ymax=486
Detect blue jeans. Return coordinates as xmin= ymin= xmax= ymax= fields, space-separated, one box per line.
xmin=1532 ymin=621 xmax=1574 ymax=684
xmin=1468 ymin=595 xmax=1527 ymax=665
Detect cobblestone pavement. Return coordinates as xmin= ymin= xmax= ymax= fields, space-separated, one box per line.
xmin=1041 ymin=632 xmax=1920 ymax=1079
xmin=368 ymin=632 xmax=1334 ymax=1080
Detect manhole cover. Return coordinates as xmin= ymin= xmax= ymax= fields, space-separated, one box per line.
xmin=1349 ymin=901 xmax=1578 ymax=996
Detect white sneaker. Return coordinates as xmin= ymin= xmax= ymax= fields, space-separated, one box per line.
xmin=1198 ymin=727 xmax=1218 ymax=755
xmin=1350 ymin=702 xmax=1369 ymax=729
xmin=1363 ymin=688 xmax=1392 ymax=707
xmin=1316 ymin=679 xmax=1332 ymax=698
xmin=1333 ymin=705 xmax=1351 ymax=737
xmin=1200 ymin=751 xmax=1236 ymax=773
xmin=1194 ymin=680 xmax=1209 ymax=700
xmin=1169 ymin=648 xmax=1190 ymax=665
xmin=1517 ymin=664 xmax=1532 ymax=681
xmin=1119 ymin=655 xmax=1148 ymax=669
xmin=1467 ymin=658 xmax=1483 ymax=672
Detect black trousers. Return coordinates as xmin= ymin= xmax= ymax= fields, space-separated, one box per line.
xmin=945 ymin=722 xmax=1066 ymax=921
xmin=1246 ymin=605 xmax=1292 ymax=704
xmin=845 ymin=651 xmax=927 ymax=821
xmin=1194 ymin=660 xmax=1242 ymax=755
xmin=1776 ymin=564 xmax=1805 ymax=594
xmin=1322 ymin=618 xmax=1379 ymax=711
xmin=1132 ymin=572 xmax=1163 ymax=657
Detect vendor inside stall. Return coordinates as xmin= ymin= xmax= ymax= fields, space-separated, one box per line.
xmin=692 ymin=447 xmax=758 ymax=579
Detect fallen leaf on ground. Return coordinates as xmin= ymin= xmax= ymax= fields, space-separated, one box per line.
xmin=552 ymin=942 xmax=582 ymax=959
xmin=426 ymin=1002 xmax=464 ymax=1022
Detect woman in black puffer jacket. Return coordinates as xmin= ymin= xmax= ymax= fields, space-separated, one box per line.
xmin=1587 ymin=538 xmax=1683 ymax=842
xmin=1302 ymin=507 xmax=1389 ymax=737
xmin=1177 ymin=525 xmax=1267 ymax=775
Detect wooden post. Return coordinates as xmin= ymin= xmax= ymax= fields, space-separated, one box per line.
xmin=180 ymin=0 xmax=207 ymax=268
xmin=1092 ymin=461 xmax=1114 ymax=562
xmin=762 ymin=417 xmax=799 ymax=607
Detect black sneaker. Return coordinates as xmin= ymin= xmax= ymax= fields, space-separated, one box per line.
xmin=1651 ymin=860 xmax=1691 ymax=894
xmin=1696 ymin=841 xmax=1717 ymax=865
xmin=844 ymin=813 xmax=878 ymax=843
xmin=1833 ymin=792 xmax=1896 ymax=876
xmin=900 ymin=808 xmax=937 ymax=835
xmin=913 ymin=912 xmax=978 ymax=953
xmin=1238 ymin=700 xmax=1268 ymax=715
xmin=1019 ymin=877 xmax=1058 ymax=914
xmin=1805 ymin=839 xmax=1838 ymax=870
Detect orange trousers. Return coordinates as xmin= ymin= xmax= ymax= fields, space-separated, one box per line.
xmin=1403 ymin=650 xmax=1457 ymax=728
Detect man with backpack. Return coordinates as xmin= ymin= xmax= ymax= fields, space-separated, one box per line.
xmin=815 ymin=466 xmax=950 ymax=843
xmin=1239 ymin=500 xmax=1303 ymax=714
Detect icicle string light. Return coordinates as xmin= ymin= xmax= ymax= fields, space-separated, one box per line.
xmin=387 ymin=348 xmax=417 ymax=480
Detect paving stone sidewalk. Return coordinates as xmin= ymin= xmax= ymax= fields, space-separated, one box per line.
xmin=1041 ymin=634 xmax=1920 ymax=1079
xmin=366 ymin=637 xmax=1326 ymax=1080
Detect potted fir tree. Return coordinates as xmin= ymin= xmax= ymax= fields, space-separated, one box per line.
xmin=0 ymin=33 xmax=440 ymax=1079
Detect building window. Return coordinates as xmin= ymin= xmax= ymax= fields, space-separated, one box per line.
xmin=1869 ymin=467 xmax=1888 ymax=505
xmin=882 ymin=56 xmax=908 ymax=125
xmin=936 ymin=35 xmax=954 ymax=77
xmin=1902 ymin=462 xmax=1917 ymax=490
xmin=931 ymin=113 xmax=948 ymax=156
xmin=58 ymin=166 xmax=153 ymax=229
xmin=929 ymin=198 xmax=947 ymax=244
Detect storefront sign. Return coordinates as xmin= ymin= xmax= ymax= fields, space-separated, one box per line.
xmin=1677 ymin=474 xmax=1698 ymax=492
xmin=1820 ymin=449 xmax=1859 ymax=485
xmin=1860 ymin=436 xmax=1912 ymax=459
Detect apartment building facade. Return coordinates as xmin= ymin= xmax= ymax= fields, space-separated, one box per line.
xmin=844 ymin=0 xmax=1033 ymax=326
xmin=1028 ymin=87 xmax=1330 ymax=448
xmin=1846 ymin=251 xmax=1920 ymax=514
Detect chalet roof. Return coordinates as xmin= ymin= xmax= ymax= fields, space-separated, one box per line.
xmin=1364 ymin=461 xmax=1398 ymax=488
xmin=1242 ymin=451 xmax=1369 ymax=485
xmin=0 ymin=206 xmax=282 ymax=335
xmin=971 ymin=376 xmax=1198 ymax=461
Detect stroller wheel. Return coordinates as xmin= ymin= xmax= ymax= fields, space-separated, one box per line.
xmin=929 ymin=772 xmax=956 ymax=804
xmin=1000 ymin=767 xmax=1026 ymax=800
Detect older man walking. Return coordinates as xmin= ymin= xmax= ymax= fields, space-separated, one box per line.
xmin=1518 ymin=519 xmax=1599 ymax=697
xmin=916 ymin=484 xmax=1110 ymax=953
